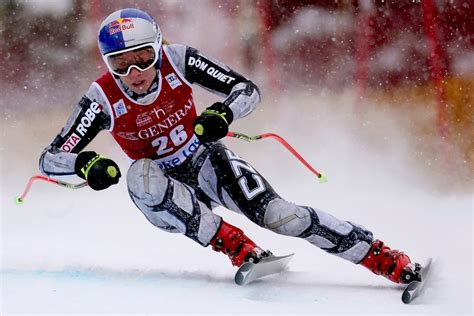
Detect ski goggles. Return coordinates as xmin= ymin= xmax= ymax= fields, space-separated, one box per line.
xmin=103 ymin=42 xmax=162 ymax=77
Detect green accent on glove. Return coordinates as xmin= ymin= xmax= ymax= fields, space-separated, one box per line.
xmin=80 ymin=155 xmax=105 ymax=179
xmin=202 ymin=109 xmax=229 ymax=124
xmin=107 ymin=166 xmax=118 ymax=178
xmin=194 ymin=124 xmax=204 ymax=136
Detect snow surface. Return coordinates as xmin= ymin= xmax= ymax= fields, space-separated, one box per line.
xmin=1 ymin=89 xmax=472 ymax=316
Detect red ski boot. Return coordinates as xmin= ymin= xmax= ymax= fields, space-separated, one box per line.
xmin=210 ymin=220 xmax=268 ymax=267
xmin=360 ymin=239 xmax=421 ymax=284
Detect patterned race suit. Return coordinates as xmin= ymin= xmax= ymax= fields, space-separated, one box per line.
xmin=40 ymin=44 xmax=374 ymax=263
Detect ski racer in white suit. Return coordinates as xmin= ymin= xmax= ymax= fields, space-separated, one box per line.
xmin=39 ymin=8 xmax=421 ymax=284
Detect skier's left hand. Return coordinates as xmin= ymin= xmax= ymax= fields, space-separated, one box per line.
xmin=193 ymin=102 xmax=233 ymax=143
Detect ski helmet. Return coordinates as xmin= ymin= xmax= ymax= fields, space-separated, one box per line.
xmin=98 ymin=8 xmax=163 ymax=76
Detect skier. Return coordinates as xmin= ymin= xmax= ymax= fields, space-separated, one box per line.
xmin=39 ymin=8 xmax=420 ymax=284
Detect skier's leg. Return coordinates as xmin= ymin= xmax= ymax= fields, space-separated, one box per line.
xmin=202 ymin=143 xmax=418 ymax=283
xmin=265 ymin=201 xmax=420 ymax=283
xmin=127 ymin=158 xmax=221 ymax=245
xmin=127 ymin=158 xmax=264 ymax=267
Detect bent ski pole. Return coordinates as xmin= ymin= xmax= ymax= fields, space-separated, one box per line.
xmin=15 ymin=175 xmax=88 ymax=205
xmin=227 ymin=131 xmax=327 ymax=183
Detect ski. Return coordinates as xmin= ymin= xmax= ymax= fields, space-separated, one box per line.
xmin=234 ymin=253 xmax=294 ymax=286
xmin=401 ymin=258 xmax=433 ymax=304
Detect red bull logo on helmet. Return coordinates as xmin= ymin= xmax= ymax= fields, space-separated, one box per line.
xmin=108 ymin=18 xmax=135 ymax=35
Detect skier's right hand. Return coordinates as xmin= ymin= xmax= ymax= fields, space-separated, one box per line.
xmin=74 ymin=151 xmax=121 ymax=191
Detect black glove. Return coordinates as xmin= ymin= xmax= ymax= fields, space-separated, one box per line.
xmin=193 ymin=102 xmax=233 ymax=143
xmin=74 ymin=151 xmax=121 ymax=191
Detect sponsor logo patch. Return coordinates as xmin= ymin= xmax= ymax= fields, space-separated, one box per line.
xmin=60 ymin=133 xmax=81 ymax=152
xmin=117 ymin=131 xmax=139 ymax=141
xmin=165 ymin=73 xmax=182 ymax=90
xmin=113 ymin=99 xmax=128 ymax=118
xmin=187 ymin=56 xmax=235 ymax=84
xmin=136 ymin=112 xmax=153 ymax=127
xmin=76 ymin=102 xmax=102 ymax=137
xmin=108 ymin=18 xmax=134 ymax=35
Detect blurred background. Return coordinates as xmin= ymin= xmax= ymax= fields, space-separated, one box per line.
xmin=1 ymin=0 xmax=473 ymax=192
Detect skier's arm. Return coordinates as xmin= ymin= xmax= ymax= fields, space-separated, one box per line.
xmin=39 ymin=86 xmax=112 ymax=177
xmin=165 ymin=44 xmax=261 ymax=121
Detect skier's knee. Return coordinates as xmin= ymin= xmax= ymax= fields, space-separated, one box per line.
xmin=127 ymin=158 xmax=169 ymax=205
xmin=263 ymin=198 xmax=312 ymax=236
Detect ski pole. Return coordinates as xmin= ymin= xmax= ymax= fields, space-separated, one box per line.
xmin=227 ymin=131 xmax=327 ymax=183
xmin=15 ymin=175 xmax=88 ymax=205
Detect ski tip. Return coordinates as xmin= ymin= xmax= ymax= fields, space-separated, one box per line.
xmin=401 ymin=291 xmax=412 ymax=304
xmin=401 ymin=257 xmax=433 ymax=304
xmin=234 ymin=262 xmax=254 ymax=286
xmin=234 ymin=253 xmax=295 ymax=286
xmin=401 ymin=280 xmax=422 ymax=304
